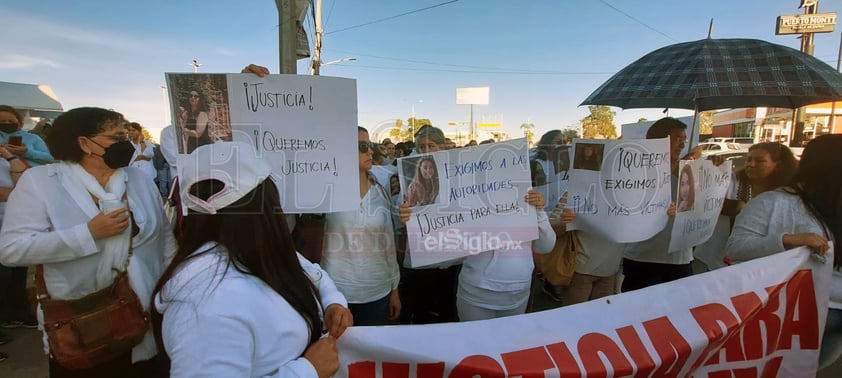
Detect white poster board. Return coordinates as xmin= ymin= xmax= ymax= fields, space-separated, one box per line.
xmin=534 ymin=171 xmax=569 ymax=216
xmin=669 ymin=160 xmax=733 ymax=251
xmin=398 ymin=139 xmax=538 ymax=267
xmin=567 ymin=138 xmax=672 ymax=243
xmin=166 ymin=73 xmax=358 ymax=213
xmin=621 ymin=115 xmax=700 ymax=155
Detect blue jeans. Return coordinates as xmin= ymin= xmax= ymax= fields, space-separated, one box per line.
xmin=348 ymin=294 xmax=391 ymax=326
xmin=819 ymin=308 xmax=842 ymax=370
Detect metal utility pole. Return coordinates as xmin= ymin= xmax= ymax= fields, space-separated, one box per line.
xmin=310 ymin=0 xmax=323 ymax=75
xmin=275 ymin=0 xmax=298 ymax=74
xmin=831 ymin=30 xmax=842 ymax=133
xmin=790 ymin=0 xmax=819 ymax=147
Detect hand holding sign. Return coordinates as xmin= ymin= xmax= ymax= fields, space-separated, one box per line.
xmin=524 ymin=189 xmax=545 ymax=210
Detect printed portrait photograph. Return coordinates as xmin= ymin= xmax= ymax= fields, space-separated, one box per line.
xmin=167 ymin=73 xmax=233 ymax=154
xmin=401 ymin=155 xmax=441 ymax=207
xmin=677 ymin=164 xmax=696 ymax=213
xmin=573 ymin=142 xmax=604 ymax=171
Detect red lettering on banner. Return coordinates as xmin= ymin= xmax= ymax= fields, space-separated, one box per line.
xmin=348 ymin=361 xmax=445 ymax=378
xmin=728 ymin=291 xmax=763 ymax=360
xmin=705 ymin=356 xmax=782 ymax=378
xmin=545 ymin=342 xmax=583 ymax=376
xmin=616 ymin=325 xmax=657 ymax=377
xmin=778 ymin=270 xmax=819 ymax=350
xmin=500 ymin=347 xmax=555 ymax=378
xmin=383 ymin=362 xmax=410 ymax=378
xmin=418 ymin=362 xmax=446 ymax=378
xmin=449 ymin=355 xmax=505 ymax=378
xmin=643 ymin=317 xmax=691 ymax=377
xmin=577 ymin=333 xmax=634 ymax=377
xmin=348 ymin=361 xmax=376 ymax=378
xmin=688 ymin=303 xmax=741 ymax=371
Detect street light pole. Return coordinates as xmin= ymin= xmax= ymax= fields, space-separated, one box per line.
xmin=320 ymin=57 xmax=356 ymax=67
xmin=410 ymin=100 xmax=422 ymax=138
xmin=161 ymin=85 xmax=168 ymax=126
xmin=189 ymin=59 xmax=203 ymax=73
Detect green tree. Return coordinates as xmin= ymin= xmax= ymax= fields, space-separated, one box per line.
xmin=389 ymin=119 xmax=404 ymax=141
xmin=561 ymin=128 xmax=580 ymax=143
xmin=520 ymin=122 xmax=535 ymax=146
xmin=699 ymin=111 xmax=714 ymax=135
xmin=581 ymin=105 xmax=617 ymax=139
xmin=403 ymin=118 xmax=432 ymax=141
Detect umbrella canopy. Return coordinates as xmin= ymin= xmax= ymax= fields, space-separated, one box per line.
xmin=581 ymin=38 xmax=842 ymax=111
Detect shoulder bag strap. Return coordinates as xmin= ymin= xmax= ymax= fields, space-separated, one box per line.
xmin=37 ymin=191 xmax=135 ymax=301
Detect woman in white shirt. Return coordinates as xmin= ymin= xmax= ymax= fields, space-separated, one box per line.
xmin=0 ymin=107 xmax=176 ymax=377
xmin=725 ymin=134 xmax=841 ymax=371
xmin=321 ymin=127 xmax=400 ymax=326
xmin=153 ymin=142 xmax=353 ymax=378
xmin=127 ymin=122 xmax=157 ymax=180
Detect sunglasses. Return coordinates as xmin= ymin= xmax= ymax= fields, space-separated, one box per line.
xmin=359 ymin=141 xmax=374 ymax=153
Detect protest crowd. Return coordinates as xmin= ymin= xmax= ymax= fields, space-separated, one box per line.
xmin=0 ymin=63 xmax=840 ymax=378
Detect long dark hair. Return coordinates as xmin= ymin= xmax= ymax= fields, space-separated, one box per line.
xmin=534 ymin=130 xmax=562 ymax=161
xmin=736 ymin=142 xmax=798 ymax=193
xmin=410 ymin=156 xmax=439 ymax=203
xmin=187 ymin=88 xmax=210 ymax=116
xmin=152 ymin=178 xmax=323 ymax=348
xmin=786 ymin=135 xmax=842 ymax=268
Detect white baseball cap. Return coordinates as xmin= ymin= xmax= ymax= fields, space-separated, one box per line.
xmin=179 ymin=142 xmax=273 ymax=214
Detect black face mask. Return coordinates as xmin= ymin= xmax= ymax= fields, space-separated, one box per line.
xmin=0 ymin=123 xmax=18 ymax=134
xmin=88 ymin=139 xmax=135 ymax=169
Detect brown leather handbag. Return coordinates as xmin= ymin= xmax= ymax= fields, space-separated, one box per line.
xmin=536 ymin=230 xmax=581 ymax=286
xmin=36 ymin=235 xmax=150 ymax=370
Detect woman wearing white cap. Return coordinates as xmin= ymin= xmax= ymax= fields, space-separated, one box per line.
xmin=153 ymin=142 xmax=353 ymax=378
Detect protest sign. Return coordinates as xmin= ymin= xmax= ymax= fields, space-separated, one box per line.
xmin=621 ymin=115 xmax=700 ymax=155
xmin=669 ymin=159 xmax=733 ymax=251
xmin=337 ymin=247 xmax=830 ymax=377
xmin=398 ymin=139 xmax=538 ymax=267
xmin=567 ymin=138 xmax=672 ymax=243
xmin=166 ymin=73 xmax=358 ymax=213
xmin=534 ymin=170 xmax=569 ymax=216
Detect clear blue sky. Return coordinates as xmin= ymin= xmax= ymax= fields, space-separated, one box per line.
xmin=3 ymin=0 xmax=841 ymax=142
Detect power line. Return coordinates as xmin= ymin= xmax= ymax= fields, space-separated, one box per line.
xmin=339 ymin=64 xmax=614 ymax=75
xmin=325 ymin=48 xmax=612 ymax=75
xmin=324 ymin=0 xmax=337 ymax=29
xmin=325 ymin=0 xmax=459 ymax=35
xmin=598 ymin=0 xmax=678 ymax=43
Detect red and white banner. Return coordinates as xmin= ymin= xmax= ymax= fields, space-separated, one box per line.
xmin=337 ymin=247 xmax=831 ymax=377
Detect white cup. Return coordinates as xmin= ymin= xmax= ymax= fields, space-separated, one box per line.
xmin=99 ymin=199 xmax=128 ymax=214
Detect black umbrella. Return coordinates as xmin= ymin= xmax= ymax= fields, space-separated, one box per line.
xmin=581 ymin=38 xmax=842 ymax=112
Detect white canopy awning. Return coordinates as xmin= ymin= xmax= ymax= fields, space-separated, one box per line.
xmin=0 ymin=81 xmax=63 ymax=118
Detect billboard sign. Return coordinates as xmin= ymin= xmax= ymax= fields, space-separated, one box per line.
xmin=456 ymin=87 xmax=490 ymax=105
xmin=776 ymin=12 xmax=837 ymax=34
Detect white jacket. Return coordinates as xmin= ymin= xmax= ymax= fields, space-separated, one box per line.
xmin=155 ymin=243 xmax=348 ymax=378
xmin=725 ymin=189 xmax=842 ymax=310
xmin=458 ymin=211 xmax=555 ymax=309
xmin=0 ymin=164 xmax=177 ymax=362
